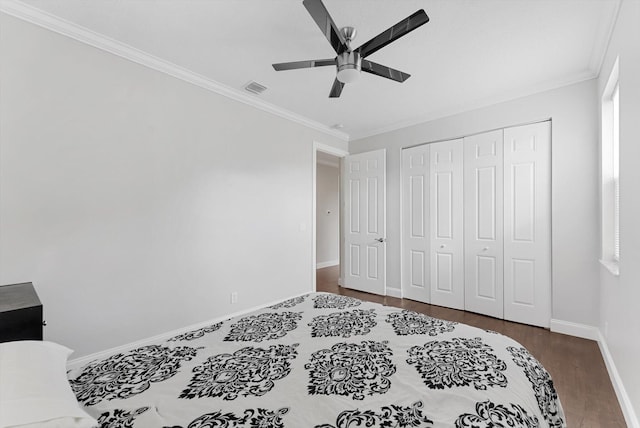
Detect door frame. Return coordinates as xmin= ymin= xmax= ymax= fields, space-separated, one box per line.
xmin=312 ymin=142 xmax=348 ymax=292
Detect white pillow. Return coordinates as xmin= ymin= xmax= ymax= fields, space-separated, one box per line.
xmin=0 ymin=341 xmax=97 ymax=428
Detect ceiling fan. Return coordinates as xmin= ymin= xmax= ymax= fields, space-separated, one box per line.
xmin=272 ymin=0 xmax=429 ymax=98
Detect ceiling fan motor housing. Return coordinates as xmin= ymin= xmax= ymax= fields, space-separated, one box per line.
xmin=337 ymin=50 xmax=361 ymax=83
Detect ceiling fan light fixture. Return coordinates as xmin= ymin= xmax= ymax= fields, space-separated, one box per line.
xmin=336 ymin=51 xmax=362 ymax=84
xmin=337 ymin=66 xmax=360 ymax=83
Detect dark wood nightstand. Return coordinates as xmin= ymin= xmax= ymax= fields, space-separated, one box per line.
xmin=0 ymin=282 xmax=44 ymax=343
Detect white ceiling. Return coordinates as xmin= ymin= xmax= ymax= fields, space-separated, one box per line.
xmin=13 ymin=0 xmax=620 ymax=140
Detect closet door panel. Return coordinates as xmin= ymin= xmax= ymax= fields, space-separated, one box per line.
xmin=401 ymin=146 xmax=430 ymax=303
xmin=430 ymin=139 xmax=464 ymax=310
xmin=503 ymin=121 xmax=551 ymax=328
xmin=464 ymin=130 xmax=504 ymax=319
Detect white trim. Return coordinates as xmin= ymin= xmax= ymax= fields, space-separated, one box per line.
xmin=599 ymin=259 xmax=620 ymax=276
xmin=316 ymin=260 xmax=339 ymax=269
xmin=398 ymin=145 xmax=407 ymax=303
xmin=317 ymin=158 xmax=340 ymax=168
xmin=545 ymin=319 xmax=639 ymax=427
xmin=0 ymin=0 xmax=348 ymax=143
xmin=591 ymin=0 xmax=622 ymax=77
xmin=67 ymin=292 xmax=310 ymax=370
xmin=549 ymin=319 xmax=599 ymax=341
xmin=338 ymin=277 xmax=344 ymax=286
xmin=385 ymin=287 xmax=402 ymax=298
xmin=597 ymin=331 xmax=640 ymax=428
xmin=315 ymin=142 xmax=349 ymax=158
xmin=601 ymin=57 xmax=620 ymax=270
xmin=1 ymin=0 xmax=615 ymax=144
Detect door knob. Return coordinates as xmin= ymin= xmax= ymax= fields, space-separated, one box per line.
xmin=440 ymin=244 xmax=446 ymax=248
xmin=375 ymin=238 xmax=386 ymax=243
xmin=482 ymin=247 xmax=489 ymax=251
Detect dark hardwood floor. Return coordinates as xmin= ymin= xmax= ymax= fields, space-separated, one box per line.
xmin=316 ymin=265 xmax=626 ymax=428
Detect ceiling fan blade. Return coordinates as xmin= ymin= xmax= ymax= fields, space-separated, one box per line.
xmin=303 ymin=0 xmax=348 ymax=54
xmin=356 ymin=9 xmax=429 ymax=59
xmin=329 ymin=78 xmax=344 ymax=98
xmin=361 ymin=60 xmax=410 ymax=82
xmin=273 ymin=58 xmax=336 ymax=71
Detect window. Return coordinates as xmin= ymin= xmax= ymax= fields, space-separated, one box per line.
xmin=601 ymin=58 xmax=619 ymax=274
xmin=612 ymin=83 xmax=619 ymax=261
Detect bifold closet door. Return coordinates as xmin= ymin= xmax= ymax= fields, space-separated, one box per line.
xmin=464 ymin=130 xmax=504 ymax=319
xmin=401 ymin=145 xmax=430 ymax=303
xmin=503 ymin=121 xmax=551 ymax=328
xmin=430 ymin=139 xmax=464 ymax=310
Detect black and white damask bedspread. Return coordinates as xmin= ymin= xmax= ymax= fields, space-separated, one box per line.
xmin=68 ymin=293 xmax=566 ymax=428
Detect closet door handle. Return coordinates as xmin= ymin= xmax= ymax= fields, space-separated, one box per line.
xmin=482 ymin=247 xmax=489 ymax=251
xmin=375 ymin=238 xmax=386 ymax=243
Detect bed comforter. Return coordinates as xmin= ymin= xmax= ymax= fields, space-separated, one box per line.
xmin=67 ymin=292 xmax=566 ymax=427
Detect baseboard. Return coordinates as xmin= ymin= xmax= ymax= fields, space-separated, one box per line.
xmin=67 ymin=291 xmax=310 ymax=370
xmin=549 ymin=319 xmax=599 ymax=340
xmin=316 ymin=260 xmax=339 ymax=269
xmin=597 ymin=331 xmax=640 ymax=428
xmin=521 ymin=319 xmax=638 ymax=426
xmin=385 ymin=287 xmax=402 ymax=298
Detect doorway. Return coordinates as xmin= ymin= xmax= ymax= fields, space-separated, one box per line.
xmin=312 ymin=143 xmax=348 ymax=292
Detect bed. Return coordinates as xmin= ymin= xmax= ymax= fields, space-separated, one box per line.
xmin=66 ymin=292 xmax=566 ymax=427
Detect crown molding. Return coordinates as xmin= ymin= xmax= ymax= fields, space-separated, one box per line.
xmin=588 ymin=0 xmax=622 ymax=77
xmin=2 ymin=0 xmax=617 ymax=144
xmin=0 ymin=0 xmax=349 ymax=142
xmin=349 ymin=69 xmax=597 ymax=141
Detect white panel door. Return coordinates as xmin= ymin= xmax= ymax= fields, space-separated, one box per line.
xmin=464 ymin=130 xmax=504 ymax=318
xmin=343 ymin=149 xmax=386 ymax=296
xmin=401 ymin=145 xmax=430 ymax=303
xmin=430 ymin=139 xmax=464 ymax=310
xmin=503 ymin=121 xmax=551 ymax=327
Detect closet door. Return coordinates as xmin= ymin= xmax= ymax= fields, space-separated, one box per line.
xmin=464 ymin=130 xmax=504 ymax=319
xmin=401 ymin=145 xmax=430 ymax=303
xmin=430 ymin=139 xmax=464 ymax=310
xmin=503 ymin=121 xmax=551 ymax=328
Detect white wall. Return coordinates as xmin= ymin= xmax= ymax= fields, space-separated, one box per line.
xmin=0 ymin=14 xmax=346 ymax=357
xmin=350 ymin=79 xmax=600 ymax=328
xmin=598 ymin=0 xmax=640 ymax=425
xmin=316 ymin=163 xmax=339 ymax=267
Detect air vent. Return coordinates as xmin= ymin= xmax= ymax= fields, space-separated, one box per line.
xmin=244 ymin=81 xmax=267 ymax=95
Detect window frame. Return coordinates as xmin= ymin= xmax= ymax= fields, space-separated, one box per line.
xmin=600 ymin=57 xmax=620 ymax=275
xmin=611 ymin=83 xmax=619 ymax=262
